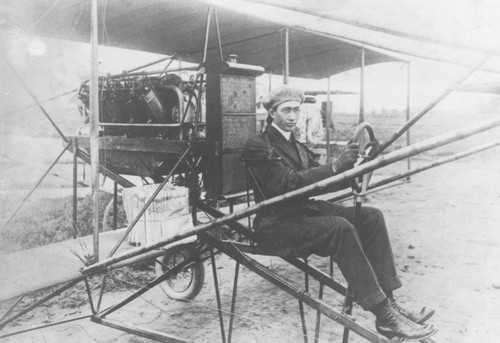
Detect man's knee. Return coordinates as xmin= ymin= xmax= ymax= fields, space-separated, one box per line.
xmin=332 ymin=216 xmax=358 ymax=237
xmin=361 ymin=206 xmax=385 ymax=225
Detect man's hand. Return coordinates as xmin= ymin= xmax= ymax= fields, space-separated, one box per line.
xmin=332 ymin=143 xmax=359 ymax=173
xmin=364 ymin=139 xmax=380 ymax=158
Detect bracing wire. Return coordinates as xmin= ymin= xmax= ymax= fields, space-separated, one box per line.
xmin=101 ymin=0 xmax=111 ymax=46
xmin=30 ymin=0 xmax=64 ymax=33
xmin=69 ymin=1 xmax=85 ymax=40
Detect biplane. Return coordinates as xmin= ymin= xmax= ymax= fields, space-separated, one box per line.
xmin=2 ymin=0 xmax=500 ymax=342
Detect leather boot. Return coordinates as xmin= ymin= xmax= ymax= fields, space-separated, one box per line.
xmin=375 ymin=301 xmax=438 ymax=341
xmin=388 ymin=296 xmax=435 ymax=323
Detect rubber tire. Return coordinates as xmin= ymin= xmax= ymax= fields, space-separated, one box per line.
xmin=155 ymin=245 xmax=205 ymax=301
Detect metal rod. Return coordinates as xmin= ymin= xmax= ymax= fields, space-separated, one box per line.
xmin=406 ymin=62 xmax=411 ymax=176
xmin=113 ymin=182 xmax=118 ymax=231
xmin=359 ymin=48 xmax=365 ymax=124
xmin=326 ymin=77 xmax=332 ymax=162
xmin=104 ymin=66 xmax=200 ymax=79
xmin=106 ymin=146 xmax=191 ymax=259
xmin=194 ymin=73 xmax=204 ymax=134
xmin=159 ymin=55 xmax=177 ymax=77
xmin=203 ymin=7 xmax=213 ymax=63
xmin=371 ymin=140 xmax=500 ymax=190
xmin=283 ymin=28 xmax=290 ymax=84
xmin=98 ymin=253 xmax=198 ymax=318
xmin=376 ymin=55 xmax=490 ymax=155
xmin=314 ymin=283 xmax=324 ymax=343
xmin=228 ymin=262 xmax=240 ymax=343
xmin=90 ymin=0 xmax=100 ymax=263
xmin=329 ymin=255 xmax=334 ymax=277
xmin=96 ymin=275 xmax=107 ymax=313
xmin=99 ymin=123 xmax=181 ymax=127
xmin=2 ymin=143 xmax=71 ymax=231
xmin=342 ymin=289 xmax=354 ymax=343
xmin=72 ymin=138 xmax=79 ymax=238
xmin=0 ymin=315 xmax=92 ymax=339
xmin=83 ymin=117 xmax=500 ymax=275
xmin=0 ymin=296 xmax=23 ymax=323
xmin=91 ymin=317 xmax=186 ymax=343
xmin=202 ymin=233 xmax=392 ymax=343
xmin=213 ymin=7 xmax=224 ymax=61
xmin=84 ymin=277 xmax=96 ymax=314
xmin=284 ymin=257 xmax=346 ymax=295
xmin=196 ymin=204 xmax=348 ymax=295
xmin=210 ymin=250 xmax=226 ymax=343
xmin=298 ymin=300 xmax=308 ymax=343
xmin=0 ymin=279 xmax=82 ymax=329
xmin=127 ymin=56 xmax=175 ymax=73
xmin=304 ymin=257 xmax=309 ymax=292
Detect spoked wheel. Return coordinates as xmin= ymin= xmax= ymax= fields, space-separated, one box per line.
xmin=351 ymin=122 xmax=377 ymax=193
xmin=155 ymin=244 xmax=205 ymax=301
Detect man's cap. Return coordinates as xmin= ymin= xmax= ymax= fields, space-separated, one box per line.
xmin=263 ymin=85 xmax=304 ymax=111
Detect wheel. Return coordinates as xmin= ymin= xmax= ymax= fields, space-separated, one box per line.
xmin=155 ymin=244 xmax=205 ymax=301
xmin=351 ymin=122 xmax=377 ymax=193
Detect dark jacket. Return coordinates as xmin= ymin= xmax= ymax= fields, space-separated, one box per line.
xmin=242 ymin=125 xmax=342 ymax=255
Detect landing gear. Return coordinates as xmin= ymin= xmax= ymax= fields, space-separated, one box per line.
xmin=155 ymin=244 xmax=205 ymax=301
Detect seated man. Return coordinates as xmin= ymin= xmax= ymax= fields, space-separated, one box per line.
xmin=242 ymin=85 xmax=437 ymax=341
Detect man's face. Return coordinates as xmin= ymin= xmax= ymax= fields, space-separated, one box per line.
xmin=270 ymin=100 xmax=301 ymax=132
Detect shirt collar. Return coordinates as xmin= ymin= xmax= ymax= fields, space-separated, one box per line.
xmin=272 ymin=122 xmax=292 ymax=141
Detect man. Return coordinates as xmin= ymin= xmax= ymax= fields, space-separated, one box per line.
xmin=295 ymin=95 xmax=323 ymax=146
xmin=242 ymin=85 xmax=437 ymax=341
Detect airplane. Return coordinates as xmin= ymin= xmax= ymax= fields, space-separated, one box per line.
xmin=1 ymin=1 xmax=500 ymax=342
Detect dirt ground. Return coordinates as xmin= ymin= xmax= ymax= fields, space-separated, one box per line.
xmin=1 ymin=150 xmax=500 ymax=343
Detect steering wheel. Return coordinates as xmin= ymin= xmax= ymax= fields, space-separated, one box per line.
xmin=350 ymin=122 xmax=377 ymax=193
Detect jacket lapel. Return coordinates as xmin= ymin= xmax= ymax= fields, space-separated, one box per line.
xmin=295 ymin=140 xmax=310 ymax=170
xmin=265 ymin=126 xmax=302 ymax=170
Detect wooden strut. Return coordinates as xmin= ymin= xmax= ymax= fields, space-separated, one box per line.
xmin=210 ymin=249 xmax=227 ymax=343
xmin=106 ymin=146 xmax=192 ymax=259
xmin=90 ymin=0 xmax=100 ymax=262
xmin=197 ymin=203 xmax=348 ymax=295
xmin=198 ymin=205 xmax=350 ymax=340
xmin=376 ymin=55 xmax=490 ymax=156
xmin=0 ymin=297 xmax=23 ymax=324
xmin=91 ymin=317 xmax=186 ymax=343
xmin=81 ymin=115 xmax=500 ymax=276
xmin=72 ymin=147 xmax=134 ymax=188
xmin=0 ymin=279 xmax=83 ymax=330
xmin=328 ymin=139 xmax=500 ymax=203
xmin=96 ymin=248 xmax=206 ymax=318
xmin=0 ymin=315 xmax=92 ymax=340
xmin=200 ymin=232 xmax=393 ymax=343
xmin=228 ymin=261 xmax=240 ymax=343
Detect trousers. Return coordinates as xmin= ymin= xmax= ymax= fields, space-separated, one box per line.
xmin=256 ymin=200 xmax=402 ymax=310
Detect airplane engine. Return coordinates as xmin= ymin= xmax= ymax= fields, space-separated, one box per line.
xmin=78 ymin=73 xmax=199 ymax=139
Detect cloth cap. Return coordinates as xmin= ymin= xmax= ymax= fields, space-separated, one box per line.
xmin=263 ymin=85 xmax=304 ymax=111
